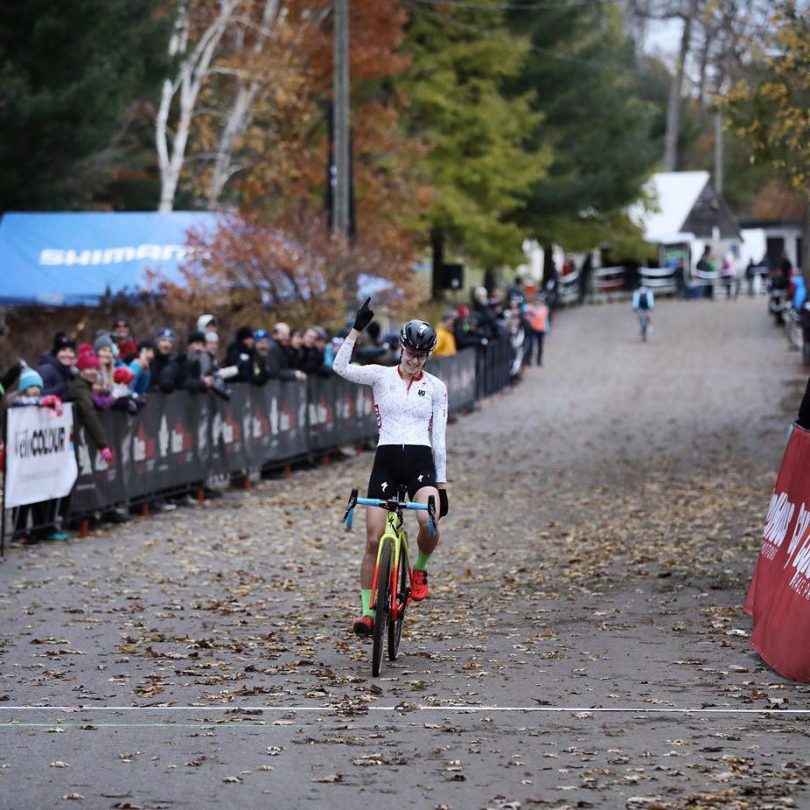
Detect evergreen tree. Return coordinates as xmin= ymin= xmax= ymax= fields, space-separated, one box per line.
xmin=506 ymin=0 xmax=659 ymax=250
xmin=0 ymin=0 xmax=167 ymax=211
xmin=400 ymin=1 xmax=548 ymax=292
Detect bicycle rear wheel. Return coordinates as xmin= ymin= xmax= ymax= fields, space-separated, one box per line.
xmin=372 ymin=540 xmax=392 ymax=677
xmin=388 ymin=546 xmax=409 ymax=661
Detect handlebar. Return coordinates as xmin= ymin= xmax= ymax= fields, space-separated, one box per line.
xmin=342 ymin=488 xmax=436 ymax=536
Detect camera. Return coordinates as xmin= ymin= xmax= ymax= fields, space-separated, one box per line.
xmin=210 ymin=375 xmax=232 ymax=401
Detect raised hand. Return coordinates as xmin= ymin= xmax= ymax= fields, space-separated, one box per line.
xmin=353 ymin=297 xmax=374 ymax=332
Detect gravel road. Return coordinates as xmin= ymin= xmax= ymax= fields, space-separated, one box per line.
xmin=1 ymin=295 xmax=809 ymax=810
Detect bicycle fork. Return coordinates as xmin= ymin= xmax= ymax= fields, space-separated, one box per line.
xmin=369 ymin=520 xmax=409 ymax=622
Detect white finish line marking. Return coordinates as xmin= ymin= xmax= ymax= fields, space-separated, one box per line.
xmin=0 ymin=705 xmax=808 ymax=715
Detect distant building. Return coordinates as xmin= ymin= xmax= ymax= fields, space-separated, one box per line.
xmin=739 ymin=220 xmax=803 ymax=271
xmin=630 ymin=171 xmax=743 ymax=285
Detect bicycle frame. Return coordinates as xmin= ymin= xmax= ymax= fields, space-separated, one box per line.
xmin=370 ymin=509 xmax=409 ymax=622
xmin=343 ymin=487 xmax=436 ymax=622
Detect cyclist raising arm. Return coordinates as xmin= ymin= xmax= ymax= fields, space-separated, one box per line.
xmin=334 ymin=298 xmax=449 ymax=636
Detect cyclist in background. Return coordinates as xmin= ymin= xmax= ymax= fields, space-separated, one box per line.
xmin=333 ymin=298 xmax=449 ymax=636
xmin=632 ymin=283 xmax=655 ymax=341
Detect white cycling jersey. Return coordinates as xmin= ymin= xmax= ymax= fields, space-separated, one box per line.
xmin=333 ymin=334 xmax=448 ymax=482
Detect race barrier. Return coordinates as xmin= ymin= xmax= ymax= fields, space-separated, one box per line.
xmin=1 ymin=346 xmax=489 ymax=535
xmin=745 ymin=423 xmax=810 ymax=681
xmin=591 ymin=266 xmax=626 ymax=296
xmin=3 ymin=404 xmax=78 ymax=508
xmin=557 ymin=270 xmax=581 ymax=305
xmin=3 ymin=341 xmax=496 ymax=529
xmin=640 ymin=266 xmax=679 ymax=294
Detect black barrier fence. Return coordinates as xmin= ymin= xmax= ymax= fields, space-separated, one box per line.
xmin=63 ymin=347 xmax=484 ymax=519
xmin=476 ymin=340 xmax=513 ymax=399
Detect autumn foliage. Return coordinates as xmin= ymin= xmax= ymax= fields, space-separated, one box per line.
xmin=159 ymin=0 xmax=427 ymax=328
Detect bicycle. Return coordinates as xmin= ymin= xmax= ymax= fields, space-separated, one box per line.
xmin=342 ymin=486 xmax=436 ymax=677
xmin=637 ymin=310 xmax=650 ymax=341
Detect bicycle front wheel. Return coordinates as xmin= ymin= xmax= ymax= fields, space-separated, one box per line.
xmin=388 ymin=546 xmax=409 ymax=661
xmin=372 ymin=540 xmax=392 ymax=677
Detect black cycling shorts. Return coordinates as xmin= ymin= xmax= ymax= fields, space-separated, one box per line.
xmin=367 ymin=444 xmax=437 ymax=501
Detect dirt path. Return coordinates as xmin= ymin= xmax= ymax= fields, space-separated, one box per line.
xmin=1 ymin=295 xmax=809 ymax=810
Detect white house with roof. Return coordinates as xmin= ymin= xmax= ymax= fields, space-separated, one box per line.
xmin=631 ymin=171 xmax=746 ymax=285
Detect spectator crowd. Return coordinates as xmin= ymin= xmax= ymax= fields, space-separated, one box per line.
xmin=0 ymin=282 xmax=552 ymax=545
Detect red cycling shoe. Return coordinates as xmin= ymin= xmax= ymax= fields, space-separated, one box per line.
xmin=353 ymin=615 xmax=374 ymax=636
xmin=411 ymin=569 xmax=429 ymax=601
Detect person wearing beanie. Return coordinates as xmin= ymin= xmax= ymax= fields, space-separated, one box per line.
xmin=52 ymin=332 xmax=77 ymax=355
xmin=8 ymin=364 xmax=67 ymax=545
xmin=94 ymin=333 xmax=118 ymax=390
xmin=8 ymin=367 xmax=62 ymax=413
xmin=68 ymin=352 xmax=112 ymax=462
xmin=37 ymin=333 xmax=77 ymax=399
xmin=175 ymin=331 xmax=217 ymax=395
xmin=148 ymin=329 xmax=180 ymax=394
xmin=225 ymin=325 xmax=257 ymax=382
xmin=93 ymin=332 xmax=115 ymax=353
xmin=76 ymin=352 xmax=100 ymax=372
xmin=18 ymin=368 xmax=44 ymax=394
xmin=68 ymin=350 xmax=127 ymax=527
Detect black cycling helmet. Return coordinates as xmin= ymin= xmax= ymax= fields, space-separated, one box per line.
xmin=400 ymin=319 xmax=437 ymax=353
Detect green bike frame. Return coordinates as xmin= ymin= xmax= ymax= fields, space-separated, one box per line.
xmin=370 ymin=509 xmax=410 ymax=622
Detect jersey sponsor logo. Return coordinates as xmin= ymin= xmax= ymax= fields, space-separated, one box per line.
xmin=381 ymin=481 xmax=388 ymax=492
xmin=418 ymin=389 xmax=426 ymax=396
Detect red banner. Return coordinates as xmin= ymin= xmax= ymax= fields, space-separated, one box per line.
xmin=745 ymin=424 xmax=810 ymax=681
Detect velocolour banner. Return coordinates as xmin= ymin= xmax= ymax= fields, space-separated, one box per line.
xmin=4 ymin=404 xmax=78 ymax=508
xmin=745 ymin=424 xmax=810 ymax=681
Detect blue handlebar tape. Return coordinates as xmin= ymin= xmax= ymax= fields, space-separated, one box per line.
xmin=356 ymin=497 xmax=428 ymax=510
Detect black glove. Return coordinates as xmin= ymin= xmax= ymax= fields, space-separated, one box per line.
xmin=353 ymin=297 xmax=374 ymax=332
xmin=438 ymin=489 xmax=449 ymax=518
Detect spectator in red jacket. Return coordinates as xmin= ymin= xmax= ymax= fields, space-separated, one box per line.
xmin=112 ymin=317 xmax=138 ymax=362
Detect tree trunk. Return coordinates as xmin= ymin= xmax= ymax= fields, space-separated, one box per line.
xmin=663 ymin=0 xmax=700 ymax=172
xmin=431 ymin=228 xmax=444 ymax=301
xmin=156 ymin=0 xmax=240 ymax=212
xmin=483 ymin=268 xmax=497 ymax=295
xmin=207 ymin=0 xmax=281 ymax=205
xmin=696 ymin=27 xmax=713 ymax=109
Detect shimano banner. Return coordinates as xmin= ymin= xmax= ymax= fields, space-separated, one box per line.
xmin=4 ymin=404 xmax=78 ymax=508
xmin=0 ymin=211 xmax=219 ymax=306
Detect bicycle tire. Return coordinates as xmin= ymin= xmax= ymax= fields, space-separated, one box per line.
xmin=372 ymin=540 xmax=392 ymax=677
xmin=388 ymin=545 xmax=409 ymax=661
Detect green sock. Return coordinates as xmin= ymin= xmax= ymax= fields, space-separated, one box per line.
xmin=361 ymin=589 xmax=374 ymax=617
xmin=413 ymin=550 xmax=431 ymax=572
